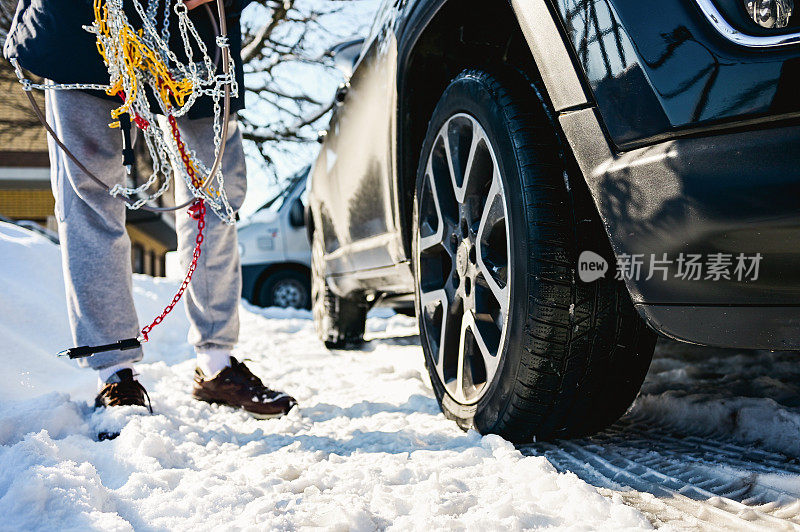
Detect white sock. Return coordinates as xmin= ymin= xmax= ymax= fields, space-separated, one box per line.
xmin=97 ymin=363 xmax=135 ymax=389
xmin=196 ymin=347 xmax=232 ymax=377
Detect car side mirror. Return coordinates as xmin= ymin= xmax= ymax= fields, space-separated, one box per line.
xmin=289 ymin=198 xmax=305 ymax=228
xmin=329 ymin=38 xmax=365 ymax=78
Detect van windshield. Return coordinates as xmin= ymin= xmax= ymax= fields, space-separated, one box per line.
xmin=257 ymin=167 xmax=309 ymax=213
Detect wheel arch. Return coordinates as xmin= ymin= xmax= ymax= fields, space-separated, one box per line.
xmin=396 ymin=0 xmax=593 ymax=260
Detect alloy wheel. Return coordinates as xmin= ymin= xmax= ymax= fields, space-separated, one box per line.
xmin=272 ymin=279 xmax=306 ymax=308
xmin=416 ymin=113 xmax=511 ymax=405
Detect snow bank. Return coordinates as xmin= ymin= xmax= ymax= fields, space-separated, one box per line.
xmin=0 ymin=222 xmax=189 ymax=400
xmin=0 ymin=222 xmax=84 ymax=399
xmin=0 ymin=221 xmax=650 ymax=530
xmin=631 ymin=342 xmax=800 ymax=457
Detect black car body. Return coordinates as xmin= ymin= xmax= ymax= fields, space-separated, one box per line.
xmin=308 ymin=0 xmax=800 ymax=440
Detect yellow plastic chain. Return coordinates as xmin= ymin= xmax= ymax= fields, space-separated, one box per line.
xmin=93 ymin=0 xmax=193 ymax=125
xmin=92 ymin=0 xmax=221 ymax=198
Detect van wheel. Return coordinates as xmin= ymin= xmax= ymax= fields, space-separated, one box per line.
xmin=311 ymin=226 xmax=368 ymax=349
xmin=412 ymin=69 xmax=656 ymax=441
xmin=258 ymin=270 xmax=310 ymax=309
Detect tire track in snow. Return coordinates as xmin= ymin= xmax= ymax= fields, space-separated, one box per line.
xmin=521 ymin=419 xmax=800 ymax=530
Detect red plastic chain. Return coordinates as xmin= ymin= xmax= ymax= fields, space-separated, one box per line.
xmin=113 ymin=85 xmax=208 ymax=344
xmin=138 ymin=113 xmax=207 ymax=343
xmin=116 ymin=91 xmax=150 ymax=130
xmin=139 ymin=198 xmax=205 ymax=342
xmin=167 ymin=114 xmax=201 ymax=188
xmin=106 ymin=80 xmax=211 ymax=343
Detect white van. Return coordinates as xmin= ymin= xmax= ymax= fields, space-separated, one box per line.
xmin=238 ymin=167 xmax=311 ymax=309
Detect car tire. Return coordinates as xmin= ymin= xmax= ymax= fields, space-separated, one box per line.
xmin=311 ymin=226 xmax=368 ymax=349
xmin=258 ymin=270 xmax=311 ymax=309
xmin=413 ymin=69 xmax=656 ymax=441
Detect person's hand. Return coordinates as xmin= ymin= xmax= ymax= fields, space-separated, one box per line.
xmin=184 ymin=0 xmax=214 ymax=10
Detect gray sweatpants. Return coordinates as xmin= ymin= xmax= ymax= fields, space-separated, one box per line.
xmin=45 ymin=88 xmax=246 ymax=370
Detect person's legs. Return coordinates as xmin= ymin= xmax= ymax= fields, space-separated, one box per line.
xmin=171 ymin=120 xmax=296 ymax=417
xmin=172 ymin=117 xmax=247 ymax=376
xmin=46 ymin=88 xmax=143 ymax=382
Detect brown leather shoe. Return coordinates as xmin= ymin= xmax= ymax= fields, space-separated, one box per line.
xmin=95 ymin=368 xmax=152 ymax=412
xmin=95 ymin=368 xmax=153 ymax=441
xmin=192 ymin=357 xmax=297 ymax=419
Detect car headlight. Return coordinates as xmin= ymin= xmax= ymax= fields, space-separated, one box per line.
xmin=745 ymin=0 xmax=793 ymax=28
xmin=238 ymin=243 xmax=245 ymax=258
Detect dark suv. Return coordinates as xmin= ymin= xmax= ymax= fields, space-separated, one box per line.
xmin=308 ymin=0 xmax=800 ymax=441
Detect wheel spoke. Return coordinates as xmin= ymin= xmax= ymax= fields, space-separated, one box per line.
xmin=448 ymin=127 xmax=474 ymax=204
xmin=470 ymin=313 xmax=501 ymax=381
xmin=460 ymin=119 xmax=489 ymax=199
xmin=461 ymin=123 xmax=480 ymax=193
xmin=420 ymin=288 xmax=450 ymax=385
xmin=442 ymin=129 xmax=465 ymax=205
xmin=477 ymin=259 xmax=508 ymax=316
xmin=455 ymin=311 xmax=471 ymax=400
xmin=419 ymin=163 xmax=450 ymax=253
xmin=456 ymin=310 xmax=501 ymax=401
xmin=476 ymin=167 xmax=509 ymax=314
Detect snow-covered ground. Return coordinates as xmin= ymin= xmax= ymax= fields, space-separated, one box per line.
xmin=0 ymin=222 xmax=651 ymax=530
xmin=3 ymin=220 xmax=800 ymax=530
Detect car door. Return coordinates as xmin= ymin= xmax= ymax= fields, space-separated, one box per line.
xmin=321 ymin=0 xmax=405 ymax=274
